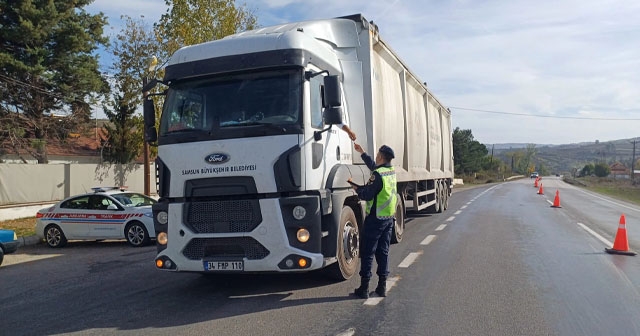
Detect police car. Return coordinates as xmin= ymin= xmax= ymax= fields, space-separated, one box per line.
xmin=35 ymin=187 xmax=157 ymax=248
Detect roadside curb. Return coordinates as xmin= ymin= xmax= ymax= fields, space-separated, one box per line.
xmin=18 ymin=235 xmax=41 ymax=247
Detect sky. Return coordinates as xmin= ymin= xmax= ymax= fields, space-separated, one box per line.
xmin=86 ymin=0 xmax=640 ymax=145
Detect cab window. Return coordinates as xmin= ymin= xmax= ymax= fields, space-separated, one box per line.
xmin=310 ymin=75 xmax=323 ymax=129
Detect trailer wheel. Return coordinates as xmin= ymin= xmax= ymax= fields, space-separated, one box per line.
xmin=327 ymin=206 xmax=359 ymax=281
xmin=434 ymin=181 xmax=443 ymax=213
xmin=437 ymin=180 xmax=447 ymax=213
xmin=391 ymin=197 xmax=404 ymax=244
xmin=442 ymin=183 xmax=450 ymax=211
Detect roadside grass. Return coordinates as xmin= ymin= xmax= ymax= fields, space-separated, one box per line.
xmin=565 ymin=176 xmax=640 ymax=206
xmin=1 ymin=217 xmax=36 ymax=237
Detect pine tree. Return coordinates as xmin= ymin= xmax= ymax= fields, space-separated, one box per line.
xmin=0 ymin=0 xmax=108 ymax=163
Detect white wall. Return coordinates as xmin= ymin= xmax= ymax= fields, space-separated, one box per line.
xmin=0 ymin=163 xmax=155 ymax=205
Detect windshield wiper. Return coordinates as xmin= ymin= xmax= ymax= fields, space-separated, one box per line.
xmin=221 ymin=121 xmax=287 ymax=132
xmin=163 ymin=129 xmax=212 ymax=136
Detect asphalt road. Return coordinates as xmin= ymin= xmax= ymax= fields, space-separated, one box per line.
xmin=2 ymin=177 xmax=640 ymax=336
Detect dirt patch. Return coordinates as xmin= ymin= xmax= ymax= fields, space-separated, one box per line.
xmin=1 ymin=217 xmax=36 ymax=237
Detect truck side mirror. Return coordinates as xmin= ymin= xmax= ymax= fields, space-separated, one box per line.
xmin=323 ymin=75 xmax=342 ymax=107
xmin=323 ymin=106 xmax=343 ymax=125
xmin=143 ymin=98 xmax=157 ymax=142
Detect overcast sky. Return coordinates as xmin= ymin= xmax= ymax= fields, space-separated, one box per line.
xmin=87 ymin=0 xmax=640 ymax=145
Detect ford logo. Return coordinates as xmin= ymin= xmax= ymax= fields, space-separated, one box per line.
xmin=204 ymin=153 xmax=230 ymax=164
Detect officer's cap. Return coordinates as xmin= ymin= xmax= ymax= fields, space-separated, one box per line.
xmin=379 ymin=145 xmax=395 ymax=160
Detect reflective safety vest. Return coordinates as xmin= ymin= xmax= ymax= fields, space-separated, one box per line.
xmin=366 ymin=166 xmax=397 ymax=220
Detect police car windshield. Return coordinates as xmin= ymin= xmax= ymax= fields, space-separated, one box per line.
xmin=112 ymin=193 xmax=156 ymax=207
xmin=159 ymin=69 xmax=302 ymax=136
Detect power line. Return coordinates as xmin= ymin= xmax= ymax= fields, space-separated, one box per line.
xmin=450 ymin=106 xmax=640 ymax=121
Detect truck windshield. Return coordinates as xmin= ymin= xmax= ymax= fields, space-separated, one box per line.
xmin=159 ymin=69 xmax=302 ymax=137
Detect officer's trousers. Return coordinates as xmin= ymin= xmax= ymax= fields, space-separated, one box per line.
xmin=359 ymin=216 xmax=393 ymax=279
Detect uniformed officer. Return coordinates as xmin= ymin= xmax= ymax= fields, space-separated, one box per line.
xmin=349 ymin=143 xmax=397 ymax=299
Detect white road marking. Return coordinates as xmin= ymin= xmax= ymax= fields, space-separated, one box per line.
xmin=335 ymin=328 xmax=356 ymax=336
xmin=454 ymin=210 xmax=462 ymax=215
xmin=398 ymin=251 xmax=422 ymax=268
xmin=435 ymin=224 xmax=447 ymax=231
xmin=421 ymin=235 xmax=436 ymax=245
xmin=363 ymin=276 xmax=400 ymax=306
xmin=461 ymin=205 xmax=468 ymax=209
xmin=546 ymin=199 xmax=553 ymax=205
xmin=446 ymin=216 xmax=455 ymax=222
xmin=578 ymin=222 xmax=613 ymax=247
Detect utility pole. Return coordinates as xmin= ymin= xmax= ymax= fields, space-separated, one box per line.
xmin=631 ymin=139 xmax=637 ymax=184
xmin=143 ymin=77 xmax=150 ymax=196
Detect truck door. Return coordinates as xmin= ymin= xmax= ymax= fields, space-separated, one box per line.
xmin=306 ymin=74 xmax=342 ymax=188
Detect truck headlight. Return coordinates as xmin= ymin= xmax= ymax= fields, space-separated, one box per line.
xmin=292 ymin=206 xmax=306 ymax=220
xmin=296 ymin=228 xmax=310 ymax=243
xmin=157 ymin=211 xmax=168 ymax=224
xmin=157 ymin=232 xmax=168 ymax=245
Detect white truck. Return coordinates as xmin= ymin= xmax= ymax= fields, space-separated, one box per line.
xmin=143 ymin=14 xmax=453 ymax=280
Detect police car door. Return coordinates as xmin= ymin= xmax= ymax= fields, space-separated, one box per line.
xmin=57 ymin=196 xmax=92 ymax=238
xmin=87 ymin=195 xmax=122 ymax=238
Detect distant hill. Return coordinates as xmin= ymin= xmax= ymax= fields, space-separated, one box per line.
xmin=489 ymin=138 xmax=639 ymax=173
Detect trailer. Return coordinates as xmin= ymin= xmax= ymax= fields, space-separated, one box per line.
xmin=143 ymin=14 xmax=453 ymax=280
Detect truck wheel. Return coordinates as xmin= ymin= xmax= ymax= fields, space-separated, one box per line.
xmin=433 ymin=181 xmax=442 ymax=213
xmin=442 ymin=183 xmax=450 ymax=210
xmin=125 ymin=221 xmax=150 ymax=247
xmin=327 ymin=206 xmax=359 ymax=281
xmin=436 ymin=181 xmax=445 ymax=213
xmin=391 ymin=197 xmax=404 ymax=244
xmin=45 ymin=224 xmax=67 ymax=248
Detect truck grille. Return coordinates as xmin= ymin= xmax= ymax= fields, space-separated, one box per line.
xmin=185 ymin=200 xmax=262 ymax=233
xmin=182 ymin=237 xmax=270 ymax=260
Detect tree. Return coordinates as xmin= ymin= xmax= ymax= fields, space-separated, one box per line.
xmin=581 ymin=163 xmax=595 ymax=177
xmin=0 ymin=0 xmax=109 ymax=163
xmin=452 ymin=128 xmax=488 ymax=175
xmin=594 ymin=162 xmax=611 ymax=177
xmin=101 ymin=16 xmax=161 ymax=164
xmin=154 ymin=0 xmax=258 ymax=58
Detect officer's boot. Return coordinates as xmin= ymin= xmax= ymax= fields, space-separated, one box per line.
xmin=375 ymin=276 xmax=387 ymax=297
xmin=354 ymin=277 xmax=370 ymax=299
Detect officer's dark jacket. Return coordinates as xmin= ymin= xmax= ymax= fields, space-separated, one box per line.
xmin=355 ymin=152 xmax=391 ymax=218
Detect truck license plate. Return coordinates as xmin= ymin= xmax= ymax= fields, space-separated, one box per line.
xmin=204 ymin=261 xmax=244 ymax=271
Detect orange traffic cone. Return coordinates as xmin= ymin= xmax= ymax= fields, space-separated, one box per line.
xmin=534 ymin=178 xmax=539 ymax=188
xmin=537 ymin=183 xmax=544 ymax=195
xmin=551 ymin=190 xmax=561 ymax=208
xmin=605 ymin=214 xmax=637 ymax=256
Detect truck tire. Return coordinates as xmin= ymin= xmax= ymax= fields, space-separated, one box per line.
xmin=327 ymin=206 xmax=359 ymax=281
xmin=427 ymin=181 xmax=441 ymax=214
xmin=391 ymin=197 xmax=404 ymax=244
xmin=442 ymin=183 xmax=450 ymax=211
xmin=436 ymin=180 xmax=445 ymax=213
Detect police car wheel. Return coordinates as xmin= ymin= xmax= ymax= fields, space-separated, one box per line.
xmin=125 ymin=221 xmax=150 ymax=247
xmin=45 ymin=224 xmax=67 ymax=248
xmin=0 ymin=246 xmax=4 ymax=266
